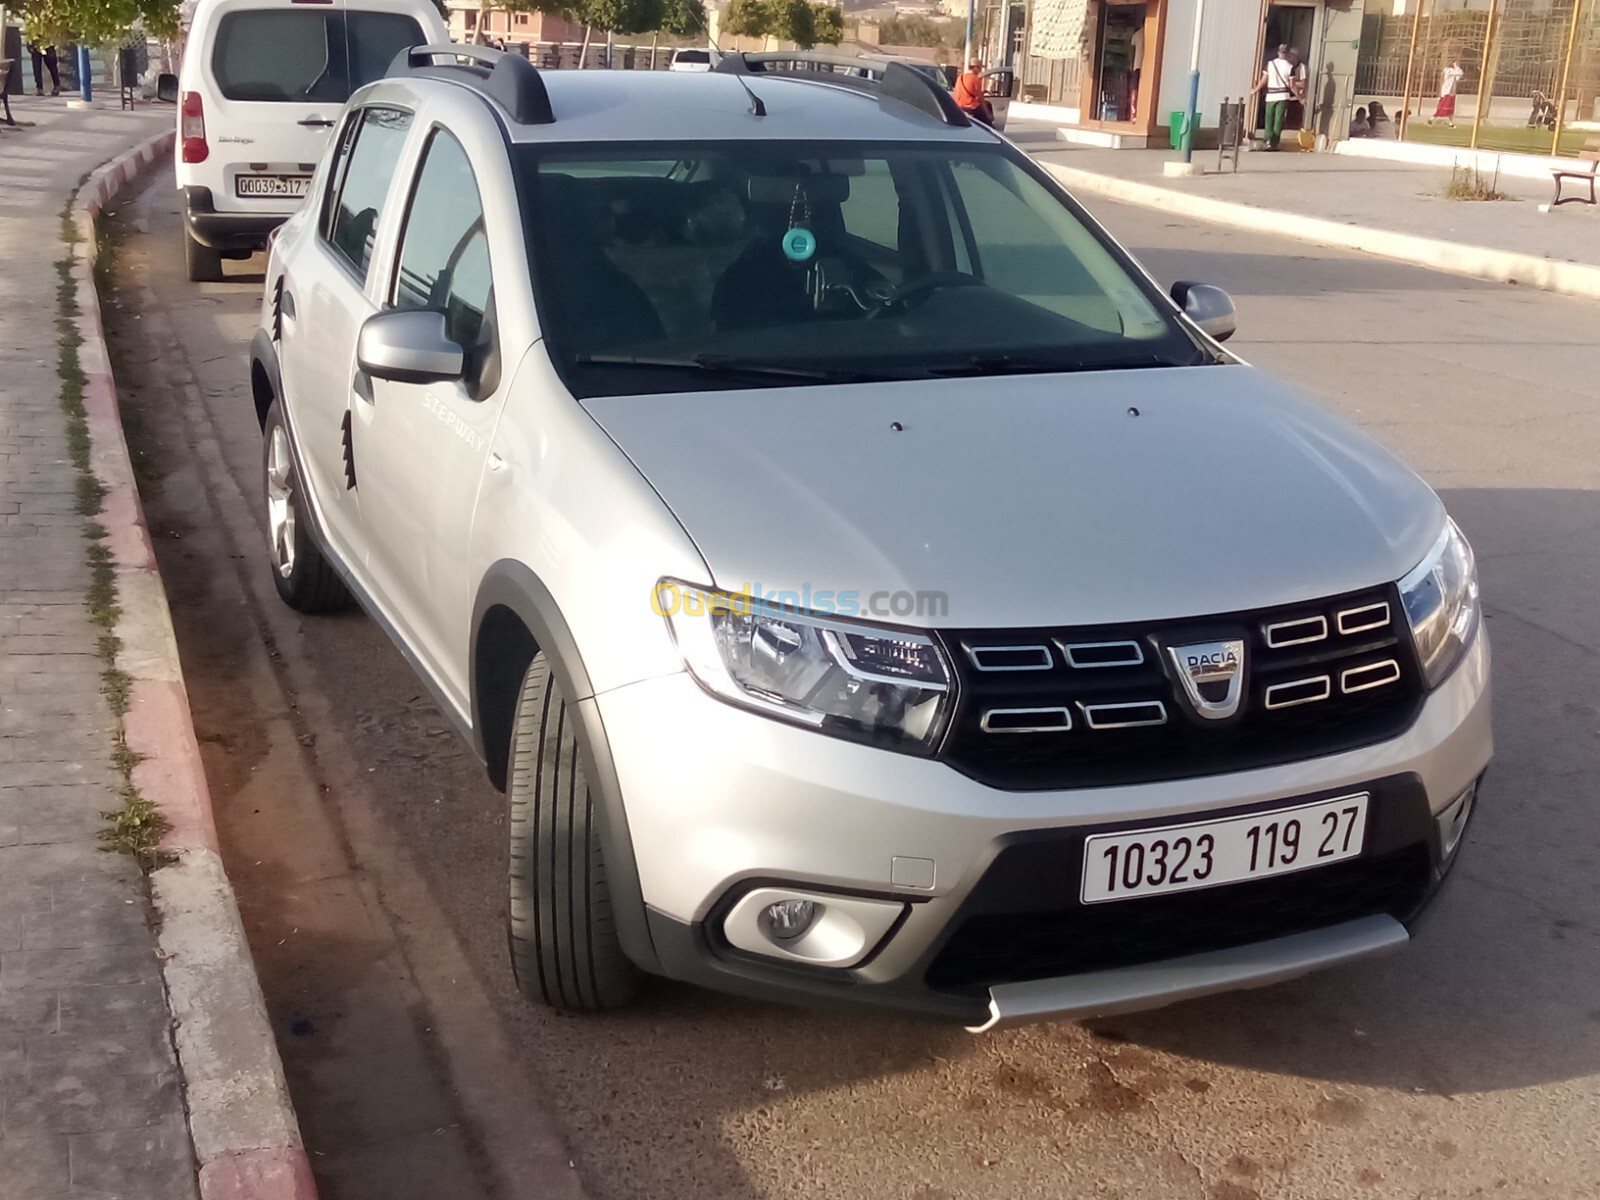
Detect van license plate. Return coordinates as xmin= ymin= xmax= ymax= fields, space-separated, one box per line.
xmin=1081 ymin=793 xmax=1369 ymax=904
xmin=236 ymin=175 xmax=311 ymax=198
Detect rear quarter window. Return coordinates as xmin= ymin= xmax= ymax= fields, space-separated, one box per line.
xmin=211 ymin=10 xmax=424 ymax=103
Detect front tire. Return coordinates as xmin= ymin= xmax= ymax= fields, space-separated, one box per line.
xmin=261 ymin=401 xmax=350 ymax=614
xmin=507 ymin=654 xmax=640 ymax=1011
xmin=184 ymin=228 xmax=225 ymax=283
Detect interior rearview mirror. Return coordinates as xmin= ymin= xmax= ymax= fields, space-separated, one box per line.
xmin=357 ymin=310 xmax=464 ymax=385
xmin=1170 ymin=281 xmax=1237 ymax=343
xmin=156 ymin=73 xmax=179 ymax=104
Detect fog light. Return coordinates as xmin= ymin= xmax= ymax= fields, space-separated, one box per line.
xmin=760 ymin=898 xmax=818 ymax=941
xmin=1437 ymin=781 xmax=1478 ymax=861
xmin=722 ymin=887 xmax=906 ymax=968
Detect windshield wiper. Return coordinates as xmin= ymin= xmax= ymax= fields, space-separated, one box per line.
xmin=925 ymin=351 xmax=1210 ymax=378
xmin=574 ymin=353 xmax=899 ymax=384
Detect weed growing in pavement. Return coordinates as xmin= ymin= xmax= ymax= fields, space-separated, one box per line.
xmin=1443 ymin=163 xmax=1508 ymax=201
xmin=57 ymin=203 xmax=170 ymax=868
xmin=100 ymin=785 xmax=173 ymax=868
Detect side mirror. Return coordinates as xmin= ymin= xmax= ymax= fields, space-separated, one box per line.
xmin=1171 ymin=281 xmax=1237 ymax=343
xmin=156 ymin=73 xmax=179 ymax=104
xmin=357 ymin=310 xmax=464 ymax=385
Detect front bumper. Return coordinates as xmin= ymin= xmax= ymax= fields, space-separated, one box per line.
xmin=597 ymin=631 xmax=1490 ymax=1025
xmin=183 ymin=186 xmax=289 ymax=252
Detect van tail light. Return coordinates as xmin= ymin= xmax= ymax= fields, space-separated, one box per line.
xmin=181 ymin=92 xmax=208 ymax=163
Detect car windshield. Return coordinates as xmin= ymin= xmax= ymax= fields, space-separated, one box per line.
xmin=516 ymin=141 xmax=1207 ymax=396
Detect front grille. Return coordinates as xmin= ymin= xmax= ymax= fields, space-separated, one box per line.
xmin=936 ymin=586 xmax=1424 ymax=790
xmin=925 ymin=844 xmax=1431 ymax=993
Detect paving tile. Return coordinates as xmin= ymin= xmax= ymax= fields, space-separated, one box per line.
xmin=0 ymin=991 xmax=59 ymax=1035
xmin=0 ymin=943 xmax=161 ymax=993
xmin=24 ymin=1024 xmax=177 ymax=1083
xmin=56 ymin=983 xmax=166 ymax=1035
xmin=67 ymin=1115 xmax=198 ymax=1199
xmin=20 ymin=901 xmax=152 ymax=952
xmin=0 ymin=1132 xmax=71 ymax=1196
xmin=1 ymin=1069 xmax=183 ymax=1138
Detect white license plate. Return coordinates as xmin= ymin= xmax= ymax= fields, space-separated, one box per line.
xmin=236 ymin=174 xmax=311 ymax=198
xmin=1081 ymin=793 xmax=1370 ymax=904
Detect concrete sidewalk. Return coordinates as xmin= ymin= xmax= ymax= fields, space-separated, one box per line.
xmin=1012 ymin=126 xmax=1600 ymax=298
xmin=2 ymin=98 xmax=310 ymax=1200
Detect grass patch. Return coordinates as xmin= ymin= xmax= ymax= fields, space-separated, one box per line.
xmin=112 ymin=737 xmax=147 ymax=778
xmin=1442 ymin=162 xmax=1509 ymax=201
xmin=56 ymin=194 xmax=171 ymax=868
xmin=86 ymin=542 xmax=120 ymax=629
xmin=1407 ymin=122 xmax=1593 ymax=158
xmin=99 ymin=786 xmax=173 ymax=868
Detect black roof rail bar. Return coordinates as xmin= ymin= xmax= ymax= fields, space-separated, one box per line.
xmin=714 ymin=52 xmax=970 ymax=128
xmin=386 ymin=43 xmax=554 ymax=126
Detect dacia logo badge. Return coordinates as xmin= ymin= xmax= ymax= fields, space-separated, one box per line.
xmin=1168 ymin=639 xmax=1246 ymax=720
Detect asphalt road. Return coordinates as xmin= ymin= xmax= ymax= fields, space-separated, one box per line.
xmin=103 ymin=166 xmax=1600 ymax=1200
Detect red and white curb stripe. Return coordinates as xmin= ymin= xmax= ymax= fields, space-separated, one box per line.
xmin=73 ymin=131 xmax=319 ymax=1200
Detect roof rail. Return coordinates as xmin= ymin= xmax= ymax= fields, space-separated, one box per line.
xmin=386 ymin=43 xmax=554 ymax=126
xmin=714 ymin=52 xmax=970 ymax=128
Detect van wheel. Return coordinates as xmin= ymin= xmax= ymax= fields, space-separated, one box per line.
xmin=507 ymin=654 xmax=640 ymax=1011
xmin=262 ymin=401 xmax=350 ymax=613
xmin=184 ymin=230 xmax=225 ymax=283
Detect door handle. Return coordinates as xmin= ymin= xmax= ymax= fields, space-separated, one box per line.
xmin=280 ymin=288 xmax=296 ymax=320
xmin=297 ymin=117 xmax=336 ymax=128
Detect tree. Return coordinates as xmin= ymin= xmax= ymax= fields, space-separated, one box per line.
xmin=722 ymin=0 xmax=841 ymax=49
xmin=658 ymin=0 xmax=706 ymax=37
xmin=17 ymin=0 xmax=178 ymax=44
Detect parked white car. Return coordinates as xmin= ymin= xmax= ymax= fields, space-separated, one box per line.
xmin=250 ymin=49 xmax=1490 ymax=1028
xmin=175 ymin=0 xmax=448 ymax=282
xmin=667 ymin=47 xmax=717 ymax=72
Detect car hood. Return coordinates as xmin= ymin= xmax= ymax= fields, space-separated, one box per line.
xmin=582 ymin=365 xmax=1444 ymax=629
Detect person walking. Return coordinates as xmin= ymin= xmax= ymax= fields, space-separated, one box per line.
xmin=1431 ymin=60 xmax=1465 ymax=127
xmin=28 ymin=41 xmax=62 ymax=96
xmin=953 ymin=57 xmax=993 ymax=125
xmin=1253 ymin=44 xmax=1299 ymax=151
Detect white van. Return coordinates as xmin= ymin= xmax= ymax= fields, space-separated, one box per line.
xmin=667 ymin=48 xmax=717 ymax=73
xmin=176 ymin=0 xmax=449 ymax=281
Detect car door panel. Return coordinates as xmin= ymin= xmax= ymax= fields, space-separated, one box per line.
xmin=354 ymin=124 xmax=507 ymax=710
xmin=278 ymin=104 xmax=415 ymax=572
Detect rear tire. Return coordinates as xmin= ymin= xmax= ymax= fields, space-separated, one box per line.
xmin=261 ymin=401 xmax=350 ymax=614
xmin=507 ymin=654 xmax=640 ymax=1011
xmin=184 ymin=229 xmax=225 ymax=283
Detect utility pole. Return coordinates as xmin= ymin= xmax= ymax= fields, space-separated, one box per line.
xmin=965 ymin=0 xmax=975 ymax=66
xmin=1182 ymin=0 xmax=1205 ymax=162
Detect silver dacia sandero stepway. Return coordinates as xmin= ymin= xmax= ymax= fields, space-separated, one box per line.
xmin=250 ymin=47 xmax=1491 ymax=1030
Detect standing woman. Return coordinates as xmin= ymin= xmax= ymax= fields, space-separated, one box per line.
xmin=1432 ymin=60 xmax=1465 ymax=127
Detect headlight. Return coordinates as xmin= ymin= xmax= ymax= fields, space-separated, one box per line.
xmin=1398 ymin=520 xmax=1480 ymax=688
xmin=659 ymin=582 xmax=952 ymax=753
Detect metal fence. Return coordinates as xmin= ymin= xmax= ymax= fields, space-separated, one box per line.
xmin=1356 ymin=0 xmax=1599 ymax=157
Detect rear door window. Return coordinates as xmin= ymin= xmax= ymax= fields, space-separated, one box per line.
xmin=211 ymin=10 xmax=424 ymax=103
xmin=324 ymin=107 xmax=414 ymax=283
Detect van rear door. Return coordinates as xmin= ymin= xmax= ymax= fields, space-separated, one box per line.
xmin=203 ymin=0 xmax=428 ymax=215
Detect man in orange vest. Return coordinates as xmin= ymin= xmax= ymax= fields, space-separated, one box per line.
xmin=953 ymin=57 xmax=993 ymax=125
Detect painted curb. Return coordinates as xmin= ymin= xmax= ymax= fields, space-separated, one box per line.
xmin=72 ymin=130 xmax=319 ymax=1200
xmin=1042 ymin=161 xmax=1600 ymax=302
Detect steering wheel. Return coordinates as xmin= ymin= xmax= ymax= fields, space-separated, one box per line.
xmin=870 ymin=271 xmax=985 ymax=316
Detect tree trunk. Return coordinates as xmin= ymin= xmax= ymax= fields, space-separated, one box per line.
xmin=578 ymin=24 xmax=593 ymax=68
